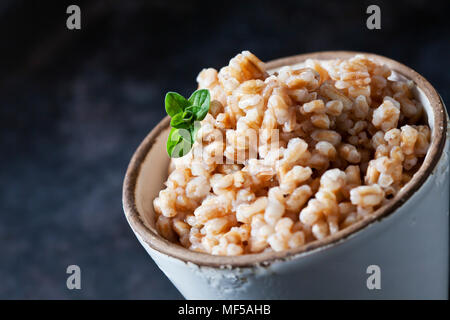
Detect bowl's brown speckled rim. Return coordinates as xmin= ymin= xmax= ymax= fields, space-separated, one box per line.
xmin=123 ymin=51 xmax=447 ymax=268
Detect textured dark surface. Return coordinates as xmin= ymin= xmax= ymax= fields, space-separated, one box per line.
xmin=0 ymin=0 xmax=448 ymax=299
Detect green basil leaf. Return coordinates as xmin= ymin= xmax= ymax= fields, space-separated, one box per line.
xmin=186 ymin=104 xmax=209 ymax=122
xmin=167 ymin=127 xmax=182 ymax=157
xmin=196 ymin=105 xmax=209 ymax=121
xmin=190 ymin=121 xmax=201 ymax=144
xmin=166 ymin=127 xmax=193 ymax=158
xmin=165 ymin=89 xmax=210 ymax=158
xmin=165 ymin=92 xmax=190 ymax=117
xmin=170 ymin=113 xmax=190 ymax=129
xmin=170 ymin=109 xmax=195 ymax=129
xmin=188 ymin=89 xmax=210 ymax=120
xmin=185 ymin=105 xmax=199 ymax=117
xmin=182 ymin=110 xmax=194 ymax=123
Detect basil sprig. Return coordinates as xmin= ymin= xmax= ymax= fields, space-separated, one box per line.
xmin=165 ymin=89 xmax=210 ymax=158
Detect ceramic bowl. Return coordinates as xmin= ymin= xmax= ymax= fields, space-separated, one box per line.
xmin=123 ymin=51 xmax=449 ymax=299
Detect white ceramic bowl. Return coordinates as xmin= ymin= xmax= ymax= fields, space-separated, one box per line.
xmin=123 ymin=52 xmax=449 ymax=299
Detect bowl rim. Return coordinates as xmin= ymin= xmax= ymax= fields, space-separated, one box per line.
xmin=122 ymin=51 xmax=447 ymax=268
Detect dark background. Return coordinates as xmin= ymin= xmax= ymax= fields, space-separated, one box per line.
xmin=0 ymin=0 xmax=448 ymax=299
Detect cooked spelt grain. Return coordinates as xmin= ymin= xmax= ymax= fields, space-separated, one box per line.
xmin=154 ymin=51 xmax=431 ymax=255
